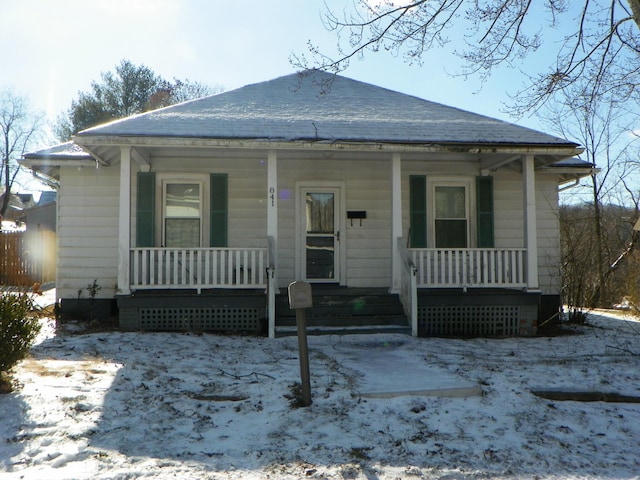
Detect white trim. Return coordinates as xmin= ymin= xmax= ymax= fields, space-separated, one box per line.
xmin=155 ymin=173 xmax=209 ymax=247
xmin=427 ymin=176 xmax=476 ymax=248
xmin=267 ymin=151 xmax=278 ymax=339
xmin=295 ymin=181 xmax=346 ymax=284
xmin=523 ymin=155 xmax=539 ymax=290
xmin=161 ymin=180 xmax=205 ymax=248
xmin=267 ymin=151 xmax=278 ymax=271
xmin=390 ymin=154 xmax=402 ymax=293
xmin=117 ymin=147 xmax=131 ymax=295
xmin=75 ymin=135 xmax=581 ymax=157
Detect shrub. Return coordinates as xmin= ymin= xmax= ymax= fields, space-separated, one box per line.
xmin=0 ymin=292 xmax=41 ymax=374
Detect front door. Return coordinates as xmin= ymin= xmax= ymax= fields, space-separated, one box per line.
xmin=300 ymin=187 xmax=341 ymax=282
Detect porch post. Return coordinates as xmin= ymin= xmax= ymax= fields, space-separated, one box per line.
xmin=117 ymin=146 xmax=131 ymax=295
xmin=523 ymin=154 xmax=539 ymax=290
xmin=390 ymin=153 xmax=402 ymax=293
xmin=267 ymin=150 xmax=278 ymax=338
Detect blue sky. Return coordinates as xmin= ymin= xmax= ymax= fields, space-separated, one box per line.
xmin=2 ymin=0 xmax=552 ymax=139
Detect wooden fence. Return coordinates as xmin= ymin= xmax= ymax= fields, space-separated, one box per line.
xmin=0 ymin=230 xmax=56 ymax=286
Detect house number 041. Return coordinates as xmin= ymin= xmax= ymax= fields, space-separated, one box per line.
xmin=269 ymin=187 xmax=276 ymax=206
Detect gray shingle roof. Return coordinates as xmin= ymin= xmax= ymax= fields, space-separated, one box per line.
xmin=23 ymin=141 xmax=91 ymax=159
xmin=77 ymin=70 xmax=576 ymax=147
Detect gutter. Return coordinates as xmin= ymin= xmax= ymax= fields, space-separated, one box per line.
xmin=73 ymin=134 xmax=582 ymax=157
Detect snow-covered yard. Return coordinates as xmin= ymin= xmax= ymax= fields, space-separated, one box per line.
xmin=1 ymin=308 xmax=640 ymax=479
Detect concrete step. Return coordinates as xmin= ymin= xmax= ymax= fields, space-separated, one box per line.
xmin=275 ymin=287 xmax=408 ymax=331
xmin=275 ymin=324 xmax=412 ymax=337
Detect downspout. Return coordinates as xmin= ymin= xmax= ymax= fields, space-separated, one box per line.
xmin=558 ymin=178 xmax=579 ymax=192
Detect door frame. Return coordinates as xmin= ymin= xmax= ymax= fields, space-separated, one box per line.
xmin=295 ymin=181 xmax=346 ymax=284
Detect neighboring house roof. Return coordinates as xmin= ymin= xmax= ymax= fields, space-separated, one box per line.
xmin=0 ymin=192 xmax=35 ymax=221
xmin=16 ymin=193 xmax=35 ymax=207
xmin=21 ymin=141 xmax=94 ymax=182
xmin=24 ymin=141 xmax=91 ymax=160
xmin=38 ymin=191 xmax=57 ymax=206
xmin=76 ymin=70 xmax=578 ymax=148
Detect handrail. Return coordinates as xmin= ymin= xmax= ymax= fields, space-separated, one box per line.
xmin=267 ymin=235 xmax=276 ymax=272
xmin=397 ymin=237 xmax=418 ymax=336
xmin=266 ymin=236 xmax=277 ymax=338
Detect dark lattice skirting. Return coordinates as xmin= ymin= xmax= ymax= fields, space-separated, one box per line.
xmin=117 ymin=290 xmax=266 ymax=333
xmin=419 ymin=305 xmax=521 ymax=336
xmin=138 ymin=307 xmax=261 ymax=331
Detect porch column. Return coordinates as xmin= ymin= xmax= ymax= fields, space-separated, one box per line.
xmin=267 ymin=150 xmax=278 ymax=338
xmin=117 ymin=146 xmax=131 ymax=295
xmin=523 ymin=154 xmax=539 ymax=290
xmin=390 ymin=153 xmax=402 ymax=293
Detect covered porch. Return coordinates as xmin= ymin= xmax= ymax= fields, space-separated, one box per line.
xmin=110 ymin=145 xmax=550 ymax=337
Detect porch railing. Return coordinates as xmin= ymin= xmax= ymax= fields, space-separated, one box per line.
xmin=411 ymin=248 xmax=527 ymax=288
xmin=130 ymin=247 xmax=268 ymax=291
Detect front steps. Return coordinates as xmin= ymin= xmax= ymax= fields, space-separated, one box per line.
xmin=275 ymin=286 xmax=410 ymax=336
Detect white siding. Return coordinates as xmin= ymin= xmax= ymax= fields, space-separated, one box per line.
xmin=57 ymin=165 xmax=119 ymax=299
xmin=401 ymin=162 xmax=561 ymax=296
xmin=132 ymin=156 xmax=267 ymax=249
xmin=277 ymin=157 xmax=392 ymax=288
xmin=492 ymin=170 xmax=561 ymax=295
xmin=536 ymin=176 xmax=561 ymax=296
xmin=57 ymin=150 xmax=562 ymax=299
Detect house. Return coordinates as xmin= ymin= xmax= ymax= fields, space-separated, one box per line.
xmin=22 ymin=191 xmax=57 ymax=233
xmin=0 ymin=191 xmax=35 ymax=224
xmin=21 ymin=70 xmax=594 ymax=336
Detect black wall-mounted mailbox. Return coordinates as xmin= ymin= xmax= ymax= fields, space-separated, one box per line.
xmin=347 ymin=211 xmax=367 ymax=219
xmin=347 ymin=211 xmax=367 ymax=226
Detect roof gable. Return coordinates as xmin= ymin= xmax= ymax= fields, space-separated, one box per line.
xmin=76 ymin=70 xmax=577 ymax=147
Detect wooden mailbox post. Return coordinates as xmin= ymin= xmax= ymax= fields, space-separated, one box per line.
xmin=287 ymin=281 xmax=312 ymax=407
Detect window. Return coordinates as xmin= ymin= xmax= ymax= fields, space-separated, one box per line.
xmin=136 ymin=173 xmax=228 ymax=248
xmin=434 ymin=185 xmax=468 ymax=248
xmin=163 ymin=182 xmax=202 ymax=247
xmin=409 ymin=175 xmax=493 ymax=249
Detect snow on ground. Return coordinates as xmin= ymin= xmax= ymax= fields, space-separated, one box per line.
xmin=1 ymin=307 xmax=640 ymax=479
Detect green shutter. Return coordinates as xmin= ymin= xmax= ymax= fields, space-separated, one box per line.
xmin=410 ymin=175 xmax=427 ymax=248
xmin=210 ymin=173 xmax=228 ymax=247
xmin=476 ymin=176 xmax=494 ymax=248
xmin=136 ymin=172 xmax=155 ymax=247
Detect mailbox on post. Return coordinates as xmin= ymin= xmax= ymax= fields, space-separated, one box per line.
xmin=288 ymin=281 xmax=313 ymax=309
xmin=288 ymin=281 xmax=312 ymax=407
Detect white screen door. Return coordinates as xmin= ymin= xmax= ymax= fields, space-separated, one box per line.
xmin=302 ymin=188 xmax=341 ymax=282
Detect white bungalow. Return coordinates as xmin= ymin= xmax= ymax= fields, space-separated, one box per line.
xmin=21 ymin=70 xmax=593 ymax=337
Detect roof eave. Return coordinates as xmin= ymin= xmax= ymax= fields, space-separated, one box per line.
xmin=73 ymin=134 xmax=581 ymax=157
xmin=538 ymin=165 xmax=600 ymax=187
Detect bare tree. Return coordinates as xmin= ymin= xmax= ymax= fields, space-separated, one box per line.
xmin=541 ymin=82 xmax=640 ymax=310
xmin=0 ymin=90 xmax=43 ymax=224
xmin=294 ymin=1 xmax=640 ymax=113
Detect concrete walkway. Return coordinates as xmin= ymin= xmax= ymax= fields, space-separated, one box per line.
xmin=313 ymin=335 xmax=482 ymax=399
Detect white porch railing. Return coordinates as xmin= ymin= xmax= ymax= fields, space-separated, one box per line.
xmin=130 ymin=247 xmax=268 ymax=291
xmin=411 ymin=248 xmax=527 ymax=288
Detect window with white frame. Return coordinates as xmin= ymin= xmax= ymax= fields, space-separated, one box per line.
xmin=434 ymin=184 xmax=469 ymax=248
xmin=163 ymin=182 xmax=202 ymax=247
